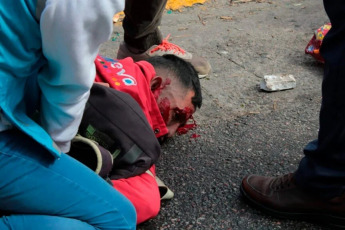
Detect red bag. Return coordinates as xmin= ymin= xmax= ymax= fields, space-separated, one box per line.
xmin=305 ymin=23 xmax=331 ymax=63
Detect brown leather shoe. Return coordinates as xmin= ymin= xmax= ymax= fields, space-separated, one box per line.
xmin=240 ymin=173 xmax=345 ymax=228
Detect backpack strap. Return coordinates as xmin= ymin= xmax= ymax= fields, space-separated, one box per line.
xmin=35 ymin=0 xmax=46 ymax=21
xmin=145 ymin=171 xmax=174 ymax=200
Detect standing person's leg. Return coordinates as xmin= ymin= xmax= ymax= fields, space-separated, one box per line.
xmin=240 ymin=0 xmax=345 ymax=227
xmin=122 ymin=0 xmax=167 ymax=51
xmin=294 ymin=0 xmax=345 ymax=198
xmin=0 ymin=129 xmax=136 ymax=230
xmin=117 ymin=0 xmax=211 ymax=78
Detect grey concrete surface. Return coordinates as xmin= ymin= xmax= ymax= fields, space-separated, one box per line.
xmin=100 ymin=0 xmax=330 ymax=229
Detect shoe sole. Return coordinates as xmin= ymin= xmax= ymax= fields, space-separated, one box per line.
xmin=117 ymin=44 xmax=210 ymax=79
xmin=240 ymin=184 xmax=345 ymax=229
xmin=198 ymin=74 xmax=207 ymax=79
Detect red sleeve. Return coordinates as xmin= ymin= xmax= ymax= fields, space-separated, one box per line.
xmin=112 ymin=165 xmax=161 ymax=224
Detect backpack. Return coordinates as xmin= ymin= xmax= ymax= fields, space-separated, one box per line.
xmin=76 ymin=84 xmax=161 ymax=180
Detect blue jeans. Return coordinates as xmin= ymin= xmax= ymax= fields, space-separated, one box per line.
xmin=0 ymin=129 xmax=136 ymax=230
xmin=295 ymin=0 xmax=345 ymax=198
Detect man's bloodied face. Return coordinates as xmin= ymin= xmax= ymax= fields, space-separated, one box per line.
xmin=152 ymin=75 xmax=195 ymax=137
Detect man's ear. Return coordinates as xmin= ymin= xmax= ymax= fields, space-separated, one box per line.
xmin=151 ymin=76 xmax=162 ymax=91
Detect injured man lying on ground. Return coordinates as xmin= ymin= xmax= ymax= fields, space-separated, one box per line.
xmin=67 ymin=54 xmax=202 ymax=224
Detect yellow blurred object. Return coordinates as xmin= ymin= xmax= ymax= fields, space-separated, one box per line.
xmin=113 ymin=0 xmax=207 ymax=24
xmin=166 ymin=0 xmax=207 ymax=10
xmin=113 ymin=12 xmax=125 ymax=23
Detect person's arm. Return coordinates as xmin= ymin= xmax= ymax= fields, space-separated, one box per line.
xmin=38 ymin=0 xmax=124 ymax=153
xmin=112 ymin=165 xmax=161 ymax=224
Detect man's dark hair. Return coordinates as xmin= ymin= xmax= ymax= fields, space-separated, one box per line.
xmin=146 ymin=54 xmax=202 ymax=109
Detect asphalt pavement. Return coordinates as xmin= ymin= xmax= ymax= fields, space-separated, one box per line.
xmin=100 ymin=0 xmax=330 ymax=229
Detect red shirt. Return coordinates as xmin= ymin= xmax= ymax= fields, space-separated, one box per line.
xmin=94 ymin=55 xmax=168 ymax=138
xmin=94 ymin=55 xmax=163 ymax=224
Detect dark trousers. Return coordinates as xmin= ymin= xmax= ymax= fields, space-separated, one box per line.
xmin=123 ymin=0 xmax=168 ymax=51
xmin=295 ymin=0 xmax=345 ymax=198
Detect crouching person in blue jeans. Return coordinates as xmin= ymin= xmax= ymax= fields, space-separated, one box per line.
xmin=0 ymin=0 xmax=136 ymax=229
